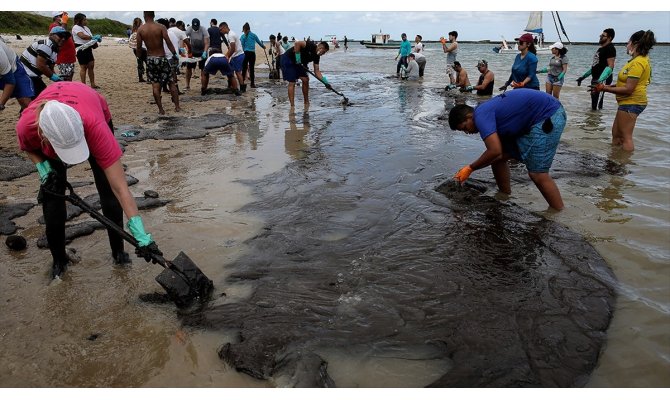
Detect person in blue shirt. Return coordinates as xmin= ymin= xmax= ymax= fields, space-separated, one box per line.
xmin=499 ymin=33 xmax=540 ymax=91
xmin=395 ymin=33 xmax=412 ymax=77
xmin=240 ymin=22 xmax=266 ymax=90
xmin=448 ymin=89 xmax=566 ymax=210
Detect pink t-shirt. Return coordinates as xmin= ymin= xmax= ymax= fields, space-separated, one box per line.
xmin=16 ymin=81 xmax=122 ymax=169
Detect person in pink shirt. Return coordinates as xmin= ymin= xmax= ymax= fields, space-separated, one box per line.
xmin=16 ymin=81 xmax=162 ymax=279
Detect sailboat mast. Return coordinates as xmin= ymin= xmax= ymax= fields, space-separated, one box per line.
xmin=551 ymin=12 xmax=564 ymax=43
xmin=556 ymin=12 xmax=572 ymax=44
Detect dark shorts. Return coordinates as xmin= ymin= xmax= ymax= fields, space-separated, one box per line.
xmin=75 ymin=45 xmax=94 ymax=65
xmin=185 ymin=51 xmax=206 ymax=70
xmin=618 ymin=104 xmax=646 ymax=115
xmin=146 ymin=56 xmax=173 ymax=84
xmin=229 ymin=53 xmax=244 ymax=72
xmin=204 ymin=57 xmax=233 ymax=76
xmin=0 ymin=60 xmax=35 ymax=99
xmin=280 ymin=55 xmax=307 ymax=82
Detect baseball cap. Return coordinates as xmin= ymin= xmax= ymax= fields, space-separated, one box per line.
xmin=550 ymin=41 xmax=564 ymax=50
xmin=49 ymin=26 xmax=71 ymax=37
xmin=51 ymin=11 xmax=63 ymax=17
xmin=476 ymin=59 xmax=488 ymax=67
xmin=192 ymin=18 xmax=200 ymax=29
xmin=39 ymin=101 xmax=89 ymax=165
xmin=518 ymin=33 xmax=534 ymax=43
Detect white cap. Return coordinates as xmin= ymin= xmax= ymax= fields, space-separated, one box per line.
xmin=550 ymin=42 xmax=564 ymax=50
xmin=39 ymin=100 xmax=89 ymax=165
xmin=51 ymin=11 xmax=63 ymax=17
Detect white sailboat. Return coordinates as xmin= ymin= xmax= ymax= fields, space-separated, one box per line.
xmin=493 ymin=11 xmax=571 ymax=55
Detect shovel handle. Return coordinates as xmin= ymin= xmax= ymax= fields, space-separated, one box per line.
xmin=300 ymin=65 xmax=347 ymax=99
xmin=52 ymin=181 xmax=171 ymax=268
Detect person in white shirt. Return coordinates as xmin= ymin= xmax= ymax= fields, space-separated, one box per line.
xmin=219 ymin=22 xmax=245 ymax=93
xmin=412 ymin=34 xmax=426 ymax=77
xmin=72 ymin=13 xmax=101 ymax=88
xmin=0 ymin=39 xmax=33 ymax=110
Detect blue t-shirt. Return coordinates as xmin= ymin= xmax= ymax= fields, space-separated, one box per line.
xmin=240 ymin=31 xmax=265 ymax=52
xmin=508 ymin=52 xmax=539 ymax=89
xmin=473 ymin=89 xmax=561 ymax=140
xmin=399 ymin=40 xmax=412 ymax=57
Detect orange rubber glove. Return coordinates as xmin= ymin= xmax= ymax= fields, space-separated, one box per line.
xmin=61 ymin=12 xmax=69 ymax=24
xmin=440 ymin=37 xmax=447 ymax=44
xmin=510 ymin=81 xmax=525 ymax=88
xmin=454 ymin=165 xmax=473 ymax=183
xmin=589 ymin=83 xmax=605 ymax=93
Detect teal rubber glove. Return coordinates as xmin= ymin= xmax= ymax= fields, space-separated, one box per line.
xmin=445 ymin=83 xmax=456 ymax=90
xmin=36 ymin=160 xmax=53 ymax=184
xmin=179 ymin=47 xmax=185 ymax=55
xmin=50 ymin=73 xmax=62 ymax=82
xmin=558 ymin=72 xmax=565 ymax=81
xmin=463 ymin=85 xmax=474 ymax=92
xmin=597 ymin=66 xmax=613 ymax=83
xmin=580 ymin=68 xmax=592 ymax=79
xmin=321 ymin=75 xmax=329 ymax=84
xmin=295 ymin=52 xmax=301 ymax=64
xmin=127 ymin=215 xmax=153 ymax=247
xmin=537 ymin=67 xmax=548 ymax=74
xmin=201 ymin=52 xmax=207 ymax=60
xmin=92 ymin=34 xmax=102 ymax=42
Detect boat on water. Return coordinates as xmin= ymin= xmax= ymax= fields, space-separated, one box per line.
xmin=493 ymin=11 xmax=571 ymax=55
xmin=323 ymin=34 xmax=340 ymax=49
xmin=360 ymin=32 xmax=399 ymax=49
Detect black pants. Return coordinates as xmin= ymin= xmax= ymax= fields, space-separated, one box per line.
xmin=591 ymin=75 xmax=613 ymax=110
xmin=41 ymin=120 xmax=124 ymax=264
xmin=30 ymin=76 xmax=47 ymax=99
xmin=242 ymin=51 xmax=256 ymax=84
xmin=133 ymin=48 xmax=147 ymax=81
xmin=396 ymin=56 xmax=408 ymax=74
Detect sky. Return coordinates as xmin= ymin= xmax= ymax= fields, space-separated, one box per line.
xmin=13 ymin=1 xmax=670 ymax=43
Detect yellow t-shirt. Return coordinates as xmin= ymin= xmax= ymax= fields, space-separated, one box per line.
xmin=616 ymin=55 xmax=652 ymax=105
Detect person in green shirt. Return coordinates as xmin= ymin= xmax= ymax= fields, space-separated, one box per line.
xmin=395 ymin=33 xmax=412 ymax=77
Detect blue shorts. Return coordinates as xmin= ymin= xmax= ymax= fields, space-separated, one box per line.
xmin=546 ymin=74 xmax=564 ymax=87
xmin=204 ymin=57 xmax=233 ymax=76
xmin=0 ymin=59 xmax=35 ymax=99
xmin=280 ymin=54 xmax=307 ymax=82
xmin=618 ymin=104 xmax=646 ymax=115
xmin=229 ymin=54 xmax=244 ymax=72
xmin=514 ymin=106 xmax=566 ymax=173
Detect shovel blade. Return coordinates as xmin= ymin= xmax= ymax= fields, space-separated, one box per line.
xmin=155 ymin=251 xmax=213 ymax=308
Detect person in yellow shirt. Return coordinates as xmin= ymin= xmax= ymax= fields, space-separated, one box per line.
xmin=591 ymin=30 xmax=656 ymax=151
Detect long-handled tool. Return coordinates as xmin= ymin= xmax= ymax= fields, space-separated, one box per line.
xmin=50 ymin=181 xmax=213 ymax=308
xmin=300 ymin=65 xmax=351 ymax=106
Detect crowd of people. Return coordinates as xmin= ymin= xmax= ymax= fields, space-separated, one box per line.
xmin=393 ymin=27 xmax=655 ymax=211
xmin=0 ymin=12 xmax=658 ymax=277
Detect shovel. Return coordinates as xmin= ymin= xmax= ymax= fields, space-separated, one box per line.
xmin=51 ymin=181 xmax=213 ymax=308
xmin=301 ymin=65 xmax=351 ymax=106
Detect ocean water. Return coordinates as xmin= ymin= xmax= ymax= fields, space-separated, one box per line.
xmin=314 ymin=42 xmax=670 ymax=386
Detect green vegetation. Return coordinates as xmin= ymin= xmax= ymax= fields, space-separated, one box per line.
xmin=0 ymin=11 xmax=129 ymax=36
